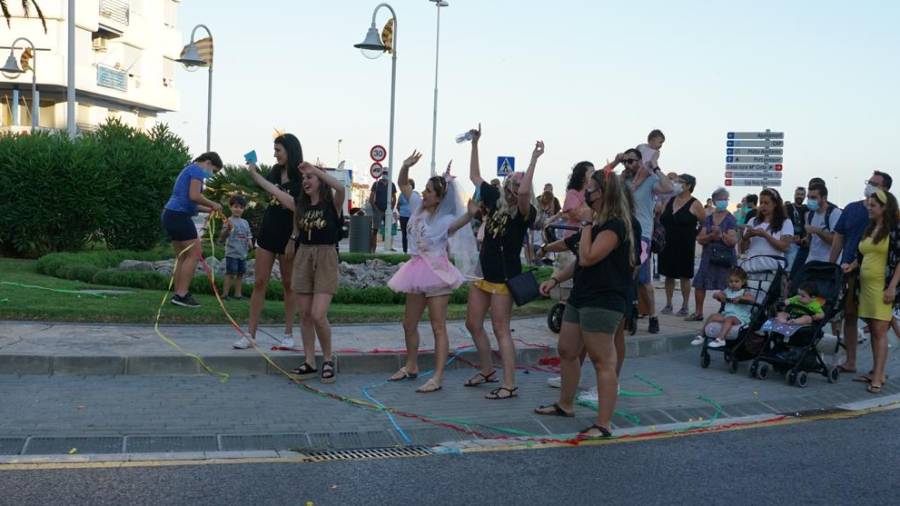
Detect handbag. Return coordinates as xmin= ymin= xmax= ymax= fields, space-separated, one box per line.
xmin=499 ymin=240 xmax=540 ymax=306
xmin=706 ymin=216 xmax=735 ymax=268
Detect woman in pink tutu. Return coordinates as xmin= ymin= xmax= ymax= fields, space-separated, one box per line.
xmin=387 ymin=151 xmax=478 ymax=392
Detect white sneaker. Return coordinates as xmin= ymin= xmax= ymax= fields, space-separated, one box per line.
xmin=233 ymin=336 xmax=255 ymax=350
xmin=547 ymin=376 xmax=562 ymax=388
xmin=577 ymin=387 xmax=599 ymax=403
xmin=708 ymin=339 xmax=726 ymax=349
xmin=280 ymin=336 xmax=296 ymax=348
xmin=690 ymin=335 xmax=705 ymax=346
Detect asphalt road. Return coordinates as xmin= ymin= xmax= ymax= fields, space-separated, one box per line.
xmin=3 ymin=408 xmax=899 ymax=506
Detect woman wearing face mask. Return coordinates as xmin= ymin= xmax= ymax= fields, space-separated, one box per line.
xmin=690 ymin=188 xmax=738 ymax=321
xmin=659 ymin=174 xmax=705 ymax=317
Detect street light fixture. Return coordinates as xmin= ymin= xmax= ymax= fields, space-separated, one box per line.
xmin=177 ymin=24 xmax=214 ymax=152
xmin=428 ymin=0 xmax=448 ymax=177
xmin=354 ymin=3 xmax=398 ymax=252
xmin=1 ymin=37 xmax=39 ymax=132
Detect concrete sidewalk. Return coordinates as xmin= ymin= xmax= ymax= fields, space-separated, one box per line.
xmin=0 ymin=295 xmax=722 ymax=376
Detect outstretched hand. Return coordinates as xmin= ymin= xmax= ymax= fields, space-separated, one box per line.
xmin=402 ymin=150 xmax=423 ymax=169
xmin=532 ymin=140 xmax=545 ymax=159
xmin=469 ymin=123 xmax=482 ymax=143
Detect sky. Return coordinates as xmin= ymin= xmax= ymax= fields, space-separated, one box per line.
xmin=167 ymin=0 xmax=900 ymax=207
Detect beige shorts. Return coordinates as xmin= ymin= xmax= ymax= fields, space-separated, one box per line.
xmin=292 ymin=244 xmax=339 ymax=295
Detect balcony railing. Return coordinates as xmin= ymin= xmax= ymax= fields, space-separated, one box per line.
xmin=97 ymin=65 xmax=128 ymax=92
xmin=99 ymin=0 xmax=130 ymax=26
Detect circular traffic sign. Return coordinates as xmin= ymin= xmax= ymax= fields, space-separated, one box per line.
xmin=370 ymin=145 xmax=387 ymax=162
xmin=370 ymin=162 xmax=384 ymax=179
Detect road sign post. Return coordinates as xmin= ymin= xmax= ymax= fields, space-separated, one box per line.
xmin=497 ymin=156 xmax=515 ymax=177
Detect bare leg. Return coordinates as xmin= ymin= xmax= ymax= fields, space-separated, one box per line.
xmin=297 ymin=294 xmax=316 ymax=367
xmin=716 ymin=316 xmax=739 ymax=341
xmin=869 ymin=319 xmax=890 ymax=387
xmin=680 ymin=278 xmax=691 ymax=313
xmin=613 ymin=320 xmax=625 ymax=377
xmin=310 ymin=293 xmax=334 ymax=362
xmin=393 ymin=293 xmax=426 ymax=378
xmin=425 ymin=295 xmax=451 ymax=386
xmin=556 ymin=321 xmax=584 ymax=412
xmin=247 ymin=248 xmax=276 ymax=340
xmin=279 ymin=254 xmax=296 ymax=336
xmin=488 ymin=293 xmax=517 ymax=389
xmin=582 ymin=327 xmax=619 ymax=431
xmin=694 ymin=288 xmax=706 ymax=317
xmin=465 ymin=287 xmax=493 ymax=378
xmin=664 ymin=277 xmax=675 ymax=308
xmin=223 ymin=274 xmax=234 ymax=298
xmin=644 ymin=281 xmax=657 ymax=317
xmin=173 ymin=239 xmax=201 ymax=297
xmin=234 ymin=274 xmax=244 ymax=298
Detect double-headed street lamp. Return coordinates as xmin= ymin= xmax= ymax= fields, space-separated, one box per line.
xmin=428 ymin=0 xmax=448 ymax=177
xmin=177 ymin=24 xmax=214 ymax=152
xmin=355 ymin=3 xmax=398 ymax=252
xmin=1 ymin=37 xmax=39 ymax=132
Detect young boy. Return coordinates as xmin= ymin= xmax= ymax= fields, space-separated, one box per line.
xmin=775 ymin=282 xmax=826 ymax=326
xmin=220 ymin=195 xmax=253 ymax=300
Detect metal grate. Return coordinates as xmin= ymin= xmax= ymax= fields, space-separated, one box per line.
xmin=99 ymin=0 xmax=130 ymax=26
xmin=302 ymin=446 xmax=433 ymax=462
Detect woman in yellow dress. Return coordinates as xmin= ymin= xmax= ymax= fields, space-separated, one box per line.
xmin=842 ymin=190 xmax=900 ymax=394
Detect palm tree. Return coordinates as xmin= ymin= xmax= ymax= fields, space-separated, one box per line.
xmin=1 ymin=1 xmax=47 ymax=32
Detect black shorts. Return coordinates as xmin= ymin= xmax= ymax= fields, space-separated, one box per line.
xmin=161 ymin=209 xmax=198 ymax=241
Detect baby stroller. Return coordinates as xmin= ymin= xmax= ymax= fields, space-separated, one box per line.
xmin=700 ymin=255 xmax=787 ymax=373
xmin=749 ymin=261 xmax=845 ymax=387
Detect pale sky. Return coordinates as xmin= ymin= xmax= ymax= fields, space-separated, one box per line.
xmin=167 ymin=0 xmax=900 ymax=207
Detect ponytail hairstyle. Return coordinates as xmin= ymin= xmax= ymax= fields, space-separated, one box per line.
xmin=590 ymin=169 xmax=636 ymax=268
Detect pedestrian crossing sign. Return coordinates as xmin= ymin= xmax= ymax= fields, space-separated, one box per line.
xmin=497 ymin=156 xmax=515 ymax=176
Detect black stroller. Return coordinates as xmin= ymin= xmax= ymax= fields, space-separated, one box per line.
xmin=749 ymin=261 xmax=846 ymax=387
xmin=700 ymin=255 xmax=787 ymax=373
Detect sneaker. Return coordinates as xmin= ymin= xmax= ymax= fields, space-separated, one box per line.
xmin=690 ymin=335 xmax=705 ymax=346
xmin=648 ymin=317 xmax=660 ymax=334
xmin=708 ymin=339 xmax=726 ymax=349
xmin=547 ymin=376 xmax=562 ymax=388
xmin=222 ymin=295 xmax=232 ymax=301
xmin=171 ymin=293 xmax=200 ymax=308
xmin=577 ymin=387 xmax=599 ymax=403
xmin=280 ymin=336 xmax=296 ymax=349
xmin=660 ymin=305 xmax=673 ymax=315
xmin=233 ymin=336 xmax=255 ymax=350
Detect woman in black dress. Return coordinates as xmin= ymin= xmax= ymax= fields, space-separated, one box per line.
xmin=659 ymin=174 xmax=705 ymax=317
xmin=234 ymin=134 xmax=303 ymax=350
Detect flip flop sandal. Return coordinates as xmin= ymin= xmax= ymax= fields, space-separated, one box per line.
xmin=578 ymin=424 xmax=612 ymax=439
xmin=534 ymin=403 xmax=574 ymax=418
xmin=836 ymin=365 xmax=857 ymax=374
xmin=854 ymin=372 xmax=889 ymax=383
xmin=320 ymin=360 xmax=336 ymax=384
xmin=867 ymin=384 xmax=883 ymax=394
xmin=686 ymin=314 xmax=705 ymax=322
xmin=486 ymin=386 xmax=518 ymax=400
xmin=290 ymin=362 xmax=318 ymax=379
xmin=464 ymin=370 xmax=499 ymax=387
xmin=388 ymin=367 xmax=418 ymax=382
xmin=416 ymin=379 xmax=443 ymax=394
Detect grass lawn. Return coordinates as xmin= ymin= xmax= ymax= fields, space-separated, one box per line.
xmin=0 ymin=258 xmax=553 ymax=324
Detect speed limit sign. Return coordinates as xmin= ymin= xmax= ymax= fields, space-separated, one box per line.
xmin=370 ymin=162 xmax=384 ymax=179
xmin=370 ymin=145 xmax=387 ymax=162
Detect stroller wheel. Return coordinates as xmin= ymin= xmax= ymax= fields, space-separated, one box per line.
xmin=796 ymin=371 xmax=809 ymax=388
xmin=547 ymin=303 xmax=565 ymax=334
xmin=786 ymin=371 xmax=797 ymax=386
xmin=700 ymin=352 xmax=711 ymax=369
xmin=749 ymin=361 xmax=759 ymax=379
xmin=828 ymin=366 xmax=840 ymax=384
xmin=757 ymin=363 xmax=770 ymax=380
xmin=729 ymin=356 xmax=739 ymax=374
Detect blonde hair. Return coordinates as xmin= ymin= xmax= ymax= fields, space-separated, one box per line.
xmin=496 ymin=172 xmax=536 ymax=218
xmin=590 ymin=170 xmax=636 ymax=267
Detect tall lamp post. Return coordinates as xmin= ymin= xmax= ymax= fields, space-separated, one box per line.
xmin=177 ymin=24 xmax=214 ymax=152
xmin=428 ymin=0 xmax=448 ymax=177
xmin=1 ymin=37 xmax=39 ymax=132
xmin=355 ymin=3 xmax=398 ymax=252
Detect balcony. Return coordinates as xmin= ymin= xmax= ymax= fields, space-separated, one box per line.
xmin=98 ymin=0 xmax=129 ymax=36
xmin=97 ymin=65 xmax=128 ymax=92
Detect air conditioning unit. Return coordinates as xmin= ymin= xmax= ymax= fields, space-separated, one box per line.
xmin=92 ymin=38 xmax=109 ymax=52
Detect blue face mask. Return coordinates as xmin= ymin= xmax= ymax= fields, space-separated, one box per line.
xmin=806 ymin=199 xmax=820 ymax=212
xmin=714 ymin=200 xmax=728 ymax=211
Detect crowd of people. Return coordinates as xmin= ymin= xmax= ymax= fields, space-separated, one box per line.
xmin=159 ymin=126 xmax=898 ymax=439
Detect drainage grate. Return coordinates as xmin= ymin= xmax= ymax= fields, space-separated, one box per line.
xmin=302 ymin=446 xmax=433 ymax=462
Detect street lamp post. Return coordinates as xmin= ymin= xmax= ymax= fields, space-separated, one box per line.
xmin=428 ymin=0 xmax=448 ymax=177
xmin=1 ymin=37 xmax=39 ymax=132
xmin=177 ymin=24 xmax=214 ymax=152
xmin=355 ymin=3 xmax=398 ymax=252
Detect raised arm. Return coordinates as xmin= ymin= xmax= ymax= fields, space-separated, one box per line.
xmin=397 ymin=150 xmax=422 ymax=201
xmin=468 ymin=123 xmax=483 ymax=187
xmin=449 ymin=199 xmax=478 ymax=235
xmin=247 ymin=164 xmax=295 ymax=212
xmin=517 ymin=140 xmax=544 ymax=216
xmin=299 ymin=162 xmax=345 ymax=215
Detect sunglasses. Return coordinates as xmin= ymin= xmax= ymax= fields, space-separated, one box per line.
xmin=623 ymin=158 xmax=639 ymax=164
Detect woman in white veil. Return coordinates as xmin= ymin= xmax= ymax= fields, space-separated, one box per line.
xmin=386 ymin=151 xmax=477 ymax=393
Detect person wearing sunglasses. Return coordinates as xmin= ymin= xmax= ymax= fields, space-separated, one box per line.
xmin=830 ymin=171 xmax=893 ymax=377
xmin=610 ymin=146 xmax=674 ymax=334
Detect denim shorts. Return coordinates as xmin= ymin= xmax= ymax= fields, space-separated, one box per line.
xmin=226 ymin=257 xmax=247 ymax=275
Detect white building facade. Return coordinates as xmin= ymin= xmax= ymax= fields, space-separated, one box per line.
xmin=0 ymin=0 xmax=182 ymax=133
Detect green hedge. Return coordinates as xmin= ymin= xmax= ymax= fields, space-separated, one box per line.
xmin=0 ymin=120 xmax=190 ymax=258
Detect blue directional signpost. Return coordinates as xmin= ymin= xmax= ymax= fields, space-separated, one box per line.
xmin=724 ymin=130 xmax=784 ymax=188
xmin=497 ymin=156 xmax=515 ymax=177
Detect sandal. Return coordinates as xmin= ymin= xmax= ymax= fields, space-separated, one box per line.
xmin=660 ymin=305 xmax=673 ymax=315
xmin=685 ymin=313 xmax=704 ymax=322
xmin=486 ymin=386 xmax=518 ymax=400
xmin=320 ymin=360 xmax=336 ymax=384
xmin=388 ymin=366 xmax=418 ymax=382
xmin=464 ymin=370 xmax=499 ymax=387
xmin=534 ymin=403 xmax=574 ymax=418
xmin=853 ymin=372 xmax=889 ymax=383
xmin=578 ymin=424 xmax=612 ymax=439
xmin=290 ymin=362 xmax=317 ymax=380
xmin=867 ymin=383 xmax=883 ymax=394
xmin=416 ymin=378 xmax=442 ymax=394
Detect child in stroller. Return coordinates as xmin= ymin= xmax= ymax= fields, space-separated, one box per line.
xmin=692 ymin=267 xmax=755 ymax=348
xmin=771 ymin=282 xmax=826 ymax=327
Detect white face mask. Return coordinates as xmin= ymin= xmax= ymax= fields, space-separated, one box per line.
xmin=865 ymin=184 xmax=878 ymax=198
xmin=672 ymin=183 xmax=684 ymax=194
